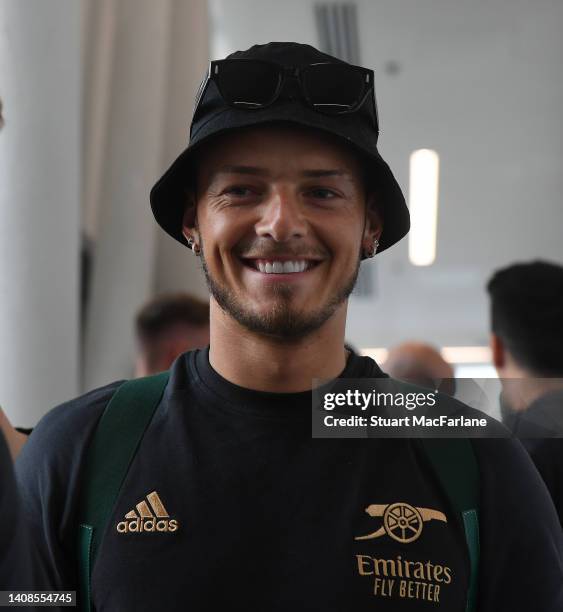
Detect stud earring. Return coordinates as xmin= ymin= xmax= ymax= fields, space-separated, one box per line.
xmin=186 ymin=236 xmax=201 ymax=256
xmin=365 ymin=238 xmax=379 ymax=259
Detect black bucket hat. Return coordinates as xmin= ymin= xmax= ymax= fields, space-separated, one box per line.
xmin=150 ymin=42 xmax=410 ymax=254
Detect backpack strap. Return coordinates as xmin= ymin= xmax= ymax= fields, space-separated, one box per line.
xmin=77 ymin=371 xmax=170 ymax=611
xmin=420 ymin=438 xmax=480 ymax=612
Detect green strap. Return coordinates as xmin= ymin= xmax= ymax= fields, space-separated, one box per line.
xmin=420 ymin=439 xmax=480 ymax=612
xmin=77 ymin=372 xmax=170 ymax=611
xmin=77 ymin=525 xmax=93 ymax=610
xmin=462 ymin=509 xmax=480 ymax=611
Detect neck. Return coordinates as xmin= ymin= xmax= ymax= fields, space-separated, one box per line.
xmin=500 ymin=373 xmax=563 ymax=412
xmin=208 ymin=300 xmax=349 ymax=392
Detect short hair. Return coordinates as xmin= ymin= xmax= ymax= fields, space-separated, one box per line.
xmin=135 ymin=292 xmax=209 ymax=347
xmin=487 ymin=260 xmax=563 ymax=376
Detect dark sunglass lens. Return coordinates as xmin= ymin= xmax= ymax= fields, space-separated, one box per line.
xmin=303 ymin=64 xmax=366 ymax=111
xmin=215 ymin=61 xmax=280 ymax=107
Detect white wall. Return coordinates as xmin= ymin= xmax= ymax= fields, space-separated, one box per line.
xmin=82 ymin=0 xmax=211 ymax=390
xmin=350 ymin=0 xmax=563 ymax=349
xmin=0 ymin=0 xmax=81 ymax=425
xmin=153 ymin=0 xmax=210 ymax=299
xmin=82 ymin=0 xmax=174 ymax=389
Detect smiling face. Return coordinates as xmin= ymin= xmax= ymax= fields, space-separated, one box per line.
xmin=183 ymin=124 xmax=382 ymax=340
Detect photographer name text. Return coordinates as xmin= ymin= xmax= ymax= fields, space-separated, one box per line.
xmin=323 ymin=415 xmax=488 ymax=428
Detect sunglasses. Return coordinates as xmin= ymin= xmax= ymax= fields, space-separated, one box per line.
xmin=193 ymin=58 xmax=378 ymax=130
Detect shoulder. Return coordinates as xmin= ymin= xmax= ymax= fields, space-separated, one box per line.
xmin=471 ymin=436 xmax=553 ymax=494
xmin=470 ymin=435 xmax=560 ymax=518
xmin=518 ymin=437 xmax=563 ymax=526
xmin=471 ymin=437 xmax=563 ymax=609
xmin=15 ymin=380 xmax=124 ymax=489
xmin=514 ymin=391 xmax=563 ymax=438
xmin=27 ymin=381 xmax=122 ymax=452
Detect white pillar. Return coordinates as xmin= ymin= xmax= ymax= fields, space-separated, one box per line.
xmin=0 ymin=0 xmax=81 ymax=426
xmin=83 ymin=0 xmax=174 ymax=390
xmin=153 ymin=0 xmax=210 ymax=299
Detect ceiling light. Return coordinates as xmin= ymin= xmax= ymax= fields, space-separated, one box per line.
xmin=408 ymin=148 xmax=440 ymax=266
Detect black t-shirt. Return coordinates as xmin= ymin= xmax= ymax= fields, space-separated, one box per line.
xmin=505 ymin=390 xmax=563 ymax=528
xmin=16 ymin=349 xmax=563 ymax=611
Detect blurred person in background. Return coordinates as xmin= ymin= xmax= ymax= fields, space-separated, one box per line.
xmin=488 ymin=260 xmax=563 ymax=526
xmin=1 ymin=292 xmax=211 ymax=454
xmin=134 ymin=292 xmax=209 ymax=376
xmin=14 ymin=44 xmax=563 ymax=610
xmin=384 ymin=343 xmax=491 ymax=414
xmin=384 ymin=342 xmax=455 ymax=394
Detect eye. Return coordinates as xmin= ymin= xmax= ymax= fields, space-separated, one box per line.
xmin=306 ymin=187 xmax=339 ymax=200
xmin=224 ymin=185 xmax=257 ymax=197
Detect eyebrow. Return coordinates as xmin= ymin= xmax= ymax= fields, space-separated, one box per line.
xmin=301 ymin=169 xmax=349 ymax=178
xmin=214 ymin=165 xmax=269 ymax=177
xmin=212 ymin=165 xmax=351 ymax=179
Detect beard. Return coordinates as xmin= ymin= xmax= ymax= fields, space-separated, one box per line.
xmin=199 ymin=242 xmax=361 ymax=340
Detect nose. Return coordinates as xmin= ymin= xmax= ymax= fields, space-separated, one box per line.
xmin=255 ymin=188 xmax=308 ymax=242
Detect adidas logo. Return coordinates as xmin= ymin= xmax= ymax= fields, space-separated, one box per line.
xmin=116 ymin=490 xmax=179 ymax=534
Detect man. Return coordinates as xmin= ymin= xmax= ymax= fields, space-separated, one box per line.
xmin=16 ymin=43 xmax=563 ymax=610
xmin=488 ymin=260 xmax=563 ymax=526
xmin=134 ymin=292 xmax=210 ymax=377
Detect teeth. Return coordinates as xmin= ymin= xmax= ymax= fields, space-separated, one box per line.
xmin=255 ymin=260 xmax=313 ymax=274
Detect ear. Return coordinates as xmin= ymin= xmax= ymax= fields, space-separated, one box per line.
xmin=490 ymin=333 xmax=505 ymax=369
xmin=181 ymin=192 xmax=199 ymax=243
xmin=361 ymin=193 xmax=384 ymax=255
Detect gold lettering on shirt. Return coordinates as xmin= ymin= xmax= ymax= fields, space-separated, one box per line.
xmin=355 ymin=554 xmax=452 ymax=604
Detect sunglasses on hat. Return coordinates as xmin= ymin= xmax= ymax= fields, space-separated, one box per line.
xmin=193 ymin=58 xmax=378 ymax=130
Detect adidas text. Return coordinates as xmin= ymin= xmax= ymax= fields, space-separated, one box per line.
xmin=117 ymin=518 xmax=179 ymax=533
